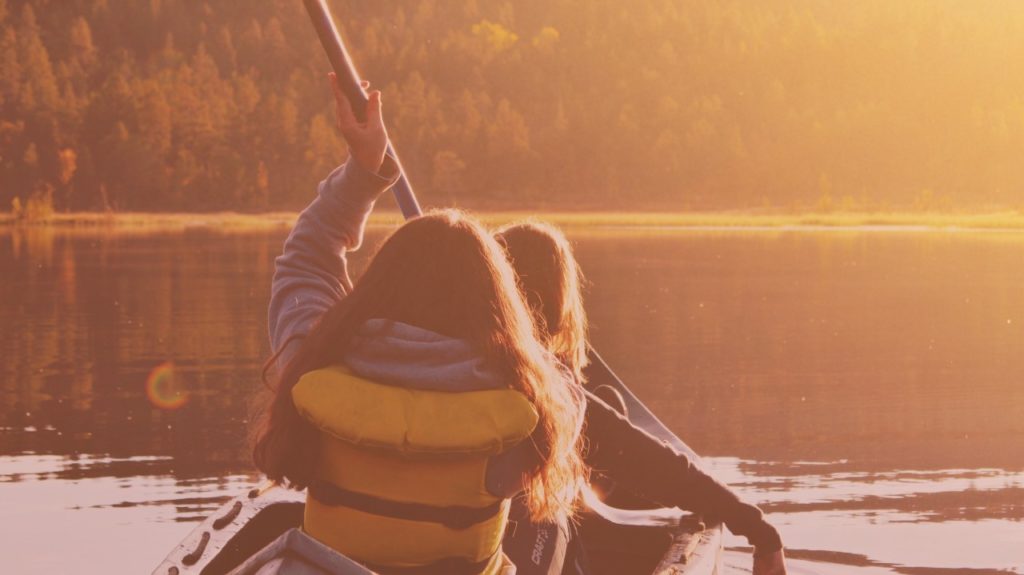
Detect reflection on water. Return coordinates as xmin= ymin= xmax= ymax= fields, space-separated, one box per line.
xmin=0 ymin=227 xmax=277 ymax=472
xmin=0 ymin=453 xmax=256 ymax=573
xmin=709 ymin=457 xmax=1024 ymax=573
xmin=1 ymin=226 xmax=1023 ymax=573
xmin=578 ymin=230 xmax=1024 ymax=472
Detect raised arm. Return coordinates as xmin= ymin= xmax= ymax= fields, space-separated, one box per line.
xmin=268 ymin=74 xmax=399 ymax=366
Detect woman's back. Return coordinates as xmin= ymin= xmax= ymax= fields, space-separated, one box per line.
xmin=295 ymin=361 xmax=536 ymax=573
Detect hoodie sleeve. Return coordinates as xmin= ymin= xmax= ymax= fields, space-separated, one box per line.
xmin=268 ymin=157 xmax=400 ymax=367
xmin=582 ymin=391 xmax=783 ymax=556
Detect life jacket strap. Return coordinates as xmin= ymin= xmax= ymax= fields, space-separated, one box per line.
xmin=309 ymin=481 xmax=504 ymax=530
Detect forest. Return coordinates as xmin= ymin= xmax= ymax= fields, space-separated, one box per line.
xmin=3 ymin=0 xmax=1024 ymax=213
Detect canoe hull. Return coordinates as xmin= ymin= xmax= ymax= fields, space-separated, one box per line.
xmin=152 ymin=483 xmax=720 ymax=575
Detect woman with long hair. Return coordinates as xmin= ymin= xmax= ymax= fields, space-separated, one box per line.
xmin=496 ymin=221 xmax=788 ymax=575
xmin=252 ymin=76 xmax=586 ymax=575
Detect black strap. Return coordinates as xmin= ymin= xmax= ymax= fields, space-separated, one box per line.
xmin=309 ymin=481 xmax=504 ymax=530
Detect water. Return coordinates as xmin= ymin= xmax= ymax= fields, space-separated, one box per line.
xmin=1 ymin=225 xmax=1022 ymax=574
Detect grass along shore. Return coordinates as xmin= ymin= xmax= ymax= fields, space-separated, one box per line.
xmin=6 ymin=210 xmax=1024 ymax=232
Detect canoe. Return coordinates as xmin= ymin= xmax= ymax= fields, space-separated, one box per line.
xmin=152 ymin=353 xmax=723 ymax=575
xmin=151 ymin=483 xmax=720 ymax=575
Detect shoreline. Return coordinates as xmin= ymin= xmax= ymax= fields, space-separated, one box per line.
xmin=5 ymin=210 xmax=1024 ymax=233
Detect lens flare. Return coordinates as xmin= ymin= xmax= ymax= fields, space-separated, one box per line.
xmin=145 ymin=361 xmax=188 ymax=410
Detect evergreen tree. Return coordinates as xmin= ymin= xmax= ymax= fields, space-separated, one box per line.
xmin=3 ymin=0 xmax=1024 ymax=212
xmin=16 ymin=5 xmax=59 ymax=115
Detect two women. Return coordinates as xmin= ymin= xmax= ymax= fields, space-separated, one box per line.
xmin=254 ymin=77 xmax=786 ymax=575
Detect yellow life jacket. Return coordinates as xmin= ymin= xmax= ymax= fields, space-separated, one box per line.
xmin=292 ymin=364 xmax=539 ymax=575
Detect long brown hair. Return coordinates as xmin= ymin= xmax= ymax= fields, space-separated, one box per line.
xmin=253 ymin=209 xmax=585 ymax=523
xmin=495 ymin=221 xmax=589 ymax=383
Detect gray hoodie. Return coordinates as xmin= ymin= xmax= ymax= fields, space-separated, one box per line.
xmin=268 ymin=157 xmax=397 ymax=367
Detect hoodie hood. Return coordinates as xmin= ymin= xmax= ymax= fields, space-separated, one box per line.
xmin=342 ymin=318 xmax=508 ymax=392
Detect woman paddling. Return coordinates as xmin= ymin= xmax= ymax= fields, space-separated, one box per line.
xmin=496 ymin=221 xmax=788 ymax=575
xmin=253 ymin=76 xmax=587 ymax=575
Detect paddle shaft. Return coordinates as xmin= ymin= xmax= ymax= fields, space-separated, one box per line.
xmin=586 ymin=349 xmax=702 ymax=462
xmin=301 ymin=0 xmax=422 ymax=219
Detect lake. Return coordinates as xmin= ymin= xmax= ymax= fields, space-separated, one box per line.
xmin=1 ymin=225 xmax=1022 ymax=574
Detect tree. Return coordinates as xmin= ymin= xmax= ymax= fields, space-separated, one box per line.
xmin=16 ymin=5 xmax=59 ymax=114
xmin=136 ymin=80 xmax=172 ymax=157
xmin=431 ymin=149 xmax=466 ymax=202
xmin=305 ymin=113 xmax=344 ymax=187
xmin=57 ymin=147 xmax=78 ymax=211
xmin=0 ymin=26 xmax=19 ymax=112
xmin=69 ymin=17 xmax=97 ymax=70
